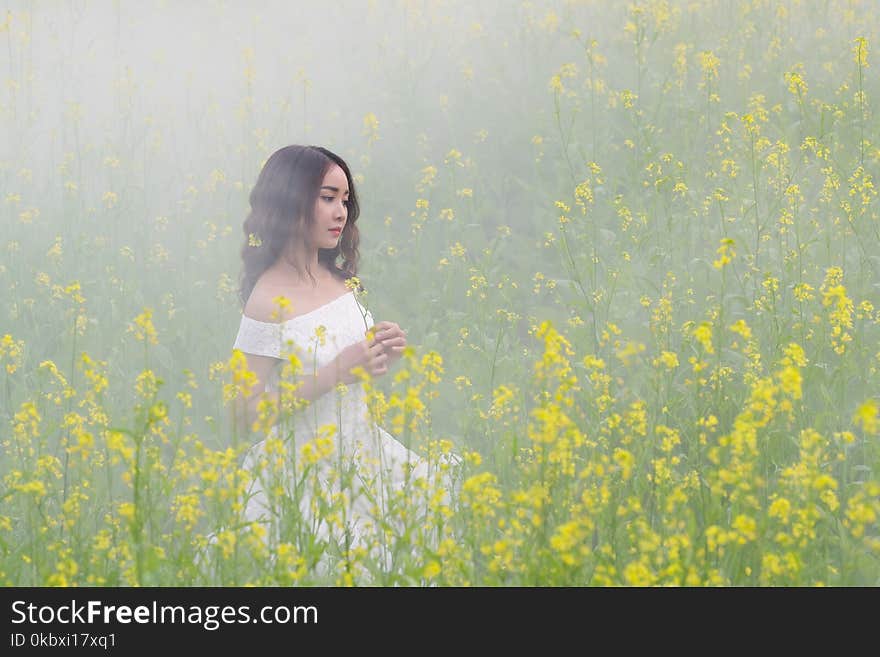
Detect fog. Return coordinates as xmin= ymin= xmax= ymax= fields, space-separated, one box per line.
xmin=7 ymin=1 xmax=562 ymax=210
xmin=3 ymin=0 xmax=878 ymax=443
xmin=3 ymin=0 xmax=880 ymax=588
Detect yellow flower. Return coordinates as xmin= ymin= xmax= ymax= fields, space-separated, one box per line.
xmin=821 ymin=267 xmax=853 ymax=354
xmin=270 ymin=295 xmax=291 ymax=321
xmin=344 ymin=276 xmax=362 ymax=293
xmin=550 ymin=520 xmax=589 ymax=566
xmin=461 ymin=471 xmax=502 ymax=518
xmin=423 ymin=561 xmax=441 ymax=580
xmin=362 ymin=112 xmax=380 ymax=144
xmin=697 ymin=50 xmax=720 ymax=86
xmin=106 ymin=430 xmax=134 ymax=464
xmin=713 ymin=237 xmax=736 ymax=269
xmin=777 ymin=366 xmax=802 ymax=400
xmin=134 ymin=369 xmax=161 ymax=399
xmin=300 ymin=425 xmax=336 ymax=465
xmin=652 ymin=351 xmax=678 ymax=370
xmin=118 ymin=502 xmax=135 ymax=521
xmin=314 ymin=325 xmax=327 ymax=346
xmin=781 ymin=342 xmax=808 ymax=367
xmin=14 ymin=480 xmax=47 ymax=497
xmin=784 ymin=67 xmax=808 ymax=97
xmin=616 ymin=341 xmax=645 ymax=367
xmin=0 ymin=334 xmax=25 ymax=374
xmin=852 ymin=37 xmax=869 ymax=68
xmin=853 ymin=399 xmax=878 ymax=435
xmin=172 ymin=492 xmax=202 ymax=531
xmin=418 ymin=165 xmax=437 ymax=191
xmin=692 ymin=321 xmax=714 ymax=354
xmin=731 ymin=514 xmax=757 ymax=543
xmin=623 ymin=561 xmax=656 ymax=586
xmin=223 ymin=349 xmax=258 ymax=404
xmin=128 ymin=308 xmax=158 ymax=345
xmin=46 ymin=236 xmax=63 ymax=261
xmin=729 ymin=319 xmax=752 ymax=339
xmin=613 ymin=448 xmax=634 ymax=480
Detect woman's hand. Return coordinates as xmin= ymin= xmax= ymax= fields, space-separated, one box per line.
xmin=333 ymin=336 xmax=389 ymax=385
xmin=372 ymin=321 xmax=407 ymax=367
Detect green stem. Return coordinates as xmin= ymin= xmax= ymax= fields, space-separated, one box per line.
xmin=857 ymin=41 xmax=865 ymax=168
xmin=132 ymin=432 xmax=144 ymax=586
xmin=488 ymin=323 xmax=504 ymax=399
xmin=750 ymin=132 xmax=761 ymax=301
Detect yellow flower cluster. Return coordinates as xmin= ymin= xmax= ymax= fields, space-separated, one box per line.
xmin=128 ymin=307 xmax=158 ymax=345
xmin=713 ymin=237 xmax=736 ymax=269
xmin=0 ymin=334 xmax=24 ymax=374
xmin=820 ymin=267 xmax=853 ymax=355
xmin=223 ymin=349 xmax=257 ymax=405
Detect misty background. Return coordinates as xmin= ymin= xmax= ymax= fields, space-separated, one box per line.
xmin=2 ymin=0 xmax=878 ymax=449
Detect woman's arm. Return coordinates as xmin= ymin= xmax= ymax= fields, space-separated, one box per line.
xmin=235 ymin=334 xmax=393 ymax=432
xmin=231 ymin=286 xmax=389 ymax=436
xmin=231 ymin=352 xmax=347 ymax=437
xmin=229 ymin=352 xmax=277 ymax=437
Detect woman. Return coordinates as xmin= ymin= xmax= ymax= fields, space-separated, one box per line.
xmin=230 ymin=145 xmax=456 ymax=573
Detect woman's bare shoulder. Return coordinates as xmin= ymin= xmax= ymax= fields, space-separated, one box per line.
xmin=243 ymin=270 xmax=293 ymax=323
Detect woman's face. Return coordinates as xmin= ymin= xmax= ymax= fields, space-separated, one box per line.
xmin=310 ymin=164 xmax=349 ymax=249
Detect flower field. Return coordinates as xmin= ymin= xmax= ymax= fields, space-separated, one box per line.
xmin=1 ymin=0 xmax=878 ymax=585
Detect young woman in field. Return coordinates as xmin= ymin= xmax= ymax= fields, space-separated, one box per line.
xmin=230 ymin=144 xmax=456 ymax=564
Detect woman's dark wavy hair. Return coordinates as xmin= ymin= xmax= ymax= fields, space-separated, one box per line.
xmin=239 ymin=144 xmax=363 ymax=306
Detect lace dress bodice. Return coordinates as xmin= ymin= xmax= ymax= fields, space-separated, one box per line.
xmin=233 ymin=289 xmax=372 ymax=371
xmin=233 ymin=290 xmax=377 ymax=454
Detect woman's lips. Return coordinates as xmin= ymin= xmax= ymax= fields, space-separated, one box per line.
xmin=329 ymin=228 xmax=341 ymax=235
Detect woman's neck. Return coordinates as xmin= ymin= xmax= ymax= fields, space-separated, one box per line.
xmin=274 ymin=255 xmax=333 ymax=287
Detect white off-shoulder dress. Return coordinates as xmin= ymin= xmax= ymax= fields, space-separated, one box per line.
xmin=231 ymin=289 xmax=456 ymax=561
